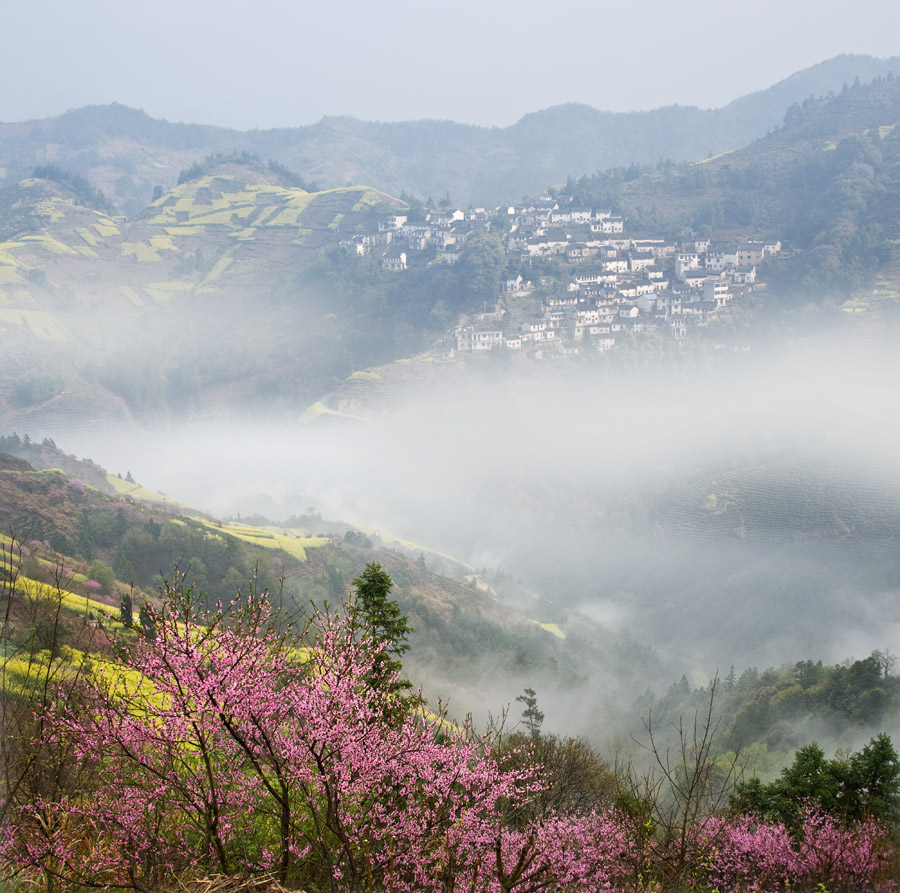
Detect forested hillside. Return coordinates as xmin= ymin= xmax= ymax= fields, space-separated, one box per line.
xmin=639 ymin=653 xmax=900 ymax=763
xmin=557 ymin=75 xmax=900 ymax=305
xmin=0 ymin=440 xmax=670 ymax=716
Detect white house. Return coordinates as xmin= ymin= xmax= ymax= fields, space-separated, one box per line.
xmin=382 ymin=251 xmax=407 ymax=272
xmin=378 ymin=214 xmax=408 ymax=232
xmin=703 ymin=279 xmax=731 ymax=308
xmin=457 ymin=325 xmax=503 ymax=351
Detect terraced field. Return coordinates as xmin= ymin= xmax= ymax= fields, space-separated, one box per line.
xmin=105 ymin=474 xmax=185 ymax=506
xmin=0 ymin=309 xmax=69 ymax=341
xmin=204 ymin=521 xmax=331 ymax=563
xmin=0 ymin=164 xmax=406 ymax=433
xmin=0 ymin=170 xmax=400 ymax=322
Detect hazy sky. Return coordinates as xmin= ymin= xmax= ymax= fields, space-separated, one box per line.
xmin=3 ymin=0 xmax=899 ymax=129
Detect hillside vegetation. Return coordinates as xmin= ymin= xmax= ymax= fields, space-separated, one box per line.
xmin=2 ymin=490 xmax=898 ymax=892
xmin=0 ymin=440 xmax=667 ymax=715
xmin=6 ymin=76 xmax=900 ymax=436
xmin=558 ymin=75 xmax=900 ymax=309
xmin=0 ymin=157 xmax=522 ymax=433
xmin=0 ymin=160 xmax=413 ymax=429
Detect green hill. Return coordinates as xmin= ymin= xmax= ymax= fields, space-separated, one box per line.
xmin=0 ymin=160 xmax=414 ymax=432
xmin=8 ymin=73 xmax=900 ymax=438
xmin=558 ymin=75 xmax=900 ymax=309
xmin=0 ymin=442 xmax=668 ymax=722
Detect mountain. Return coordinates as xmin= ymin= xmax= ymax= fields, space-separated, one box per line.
xmin=557 ymin=73 xmax=900 ymax=309
xmin=715 ymin=54 xmax=900 ymax=142
xmin=2 ymin=55 xmax=899 ymax=212
xmin=4 ymin=54 xmax=900 ymax=772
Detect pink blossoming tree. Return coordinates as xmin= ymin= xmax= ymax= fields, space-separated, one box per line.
xmin=3 ymin=573 xmax=631 ymax=892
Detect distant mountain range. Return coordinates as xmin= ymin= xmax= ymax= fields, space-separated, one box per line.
xmin=2 ymin=54 xmax=899 ymax=213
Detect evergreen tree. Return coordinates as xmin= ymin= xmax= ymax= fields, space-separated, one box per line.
xmin=120 ymin=591 xmax=133 ymax=628
xmin=731 ymin=734 xmax=900 ymax=828
xmin=349 ymin=563 xmax=413 ymax=699
xmin=517 ymin=688 xmax=545 ymax=739
xmin=138 ymin=602 xmax=156 ymax=640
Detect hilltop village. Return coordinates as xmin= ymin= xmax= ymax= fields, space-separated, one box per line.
xmin=341 ymin=196 xmax=781 ymax=358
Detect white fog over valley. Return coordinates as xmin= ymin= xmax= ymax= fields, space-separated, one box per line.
xmin=46 ymin=337 xmax=900 ymax=738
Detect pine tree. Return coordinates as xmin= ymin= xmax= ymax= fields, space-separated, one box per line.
xmin=517 ymin=688 xmax=545 ymax=739
xmin=349 ymin=563 xmax=414 ymax=699
xmin=120 ymin=591 xmax=133 ymax=628
xmin=138 ymin=602 xmax=156 ymax=639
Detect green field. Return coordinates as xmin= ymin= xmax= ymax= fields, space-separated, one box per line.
xmin=105 ymin=474 xmax=185 ymax=507
xmin=143 ymin=281 xmax=193 ymax=303
xmin=0 ymin=309 xmax=69 ymax=340
xmin=299 ymin=401 xmax=365 ymax=423
xmin=93 ymin=218 xmax=121 ymax=237
xmin=211 ymin=522 xmax=331 ymax=562
xmin=118 ymin=285 xmax=145 ymax=307
xmin=120 ymin=242 xmax=162 ymax=262
xmin=20 ymin=234 xmax=77 ymax=255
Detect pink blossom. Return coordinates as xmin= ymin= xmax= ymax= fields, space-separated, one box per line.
xmin=2 ymin=577 xmax=894 ymax=893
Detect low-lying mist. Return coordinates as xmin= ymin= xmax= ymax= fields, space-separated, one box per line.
xmin=59 ymin=340 xmax=900 ymax=734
